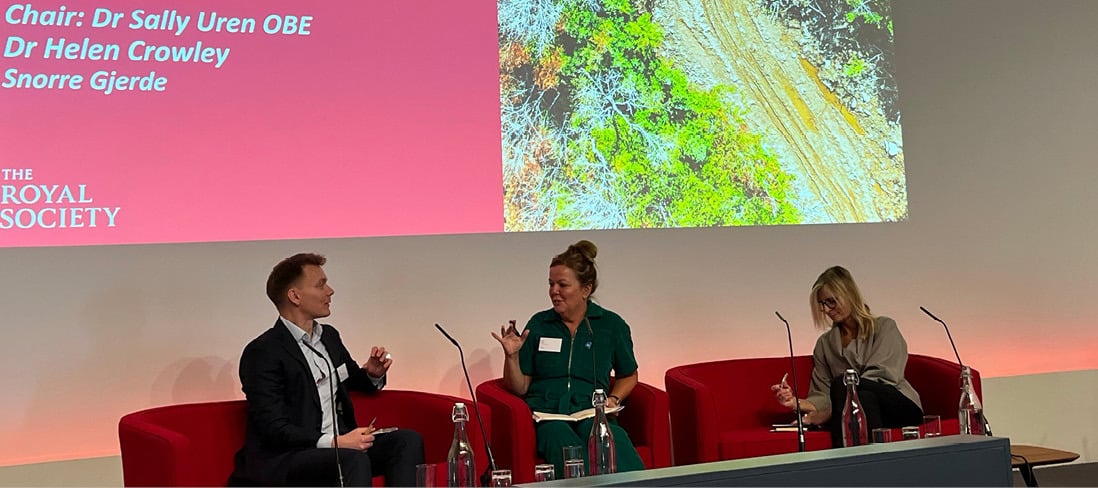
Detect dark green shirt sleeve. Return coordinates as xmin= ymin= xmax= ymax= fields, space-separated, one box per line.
xmin=611 ymin=318 xmax=638 ymax=377
xmin=517 ymin=315 xmax=538 ymax=377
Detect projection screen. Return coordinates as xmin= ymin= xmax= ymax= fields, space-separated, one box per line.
xmin=2 ymin=0 xmax=905 ymax=247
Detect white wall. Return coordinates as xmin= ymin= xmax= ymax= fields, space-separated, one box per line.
xmin=1 ymin=0 xmax=1096 ymax=482
xmin=984 ymin=370 xmax=1098 ymax=463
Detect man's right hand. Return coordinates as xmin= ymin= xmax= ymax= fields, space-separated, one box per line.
xmin=334 ymin=427 xmax=375 ymax=450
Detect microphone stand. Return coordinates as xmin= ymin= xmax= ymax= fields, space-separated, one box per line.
xmin=919 ymin=306 xmax=993 ymax=436
xmin=301 ymin=340 xmax=345 ymax=488
xmin=434 ymin=323 xmax=497 ymax=486
xmin=775 ymin=312 xmax=806 ymax=452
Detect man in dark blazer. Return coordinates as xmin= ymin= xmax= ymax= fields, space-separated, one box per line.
xmin=230 ymin=253 xmax=424 ymax=486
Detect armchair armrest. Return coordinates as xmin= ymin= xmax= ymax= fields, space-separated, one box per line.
xmin=119 ymin=416 xmax=192 ymax=486
xmin=475 ymin=379 xmax=537 ymax=481
xmin=617 ymin=382 xmax=672 ymax=468
xmin=118 ymin=400 xmax=247 ymax=486
xmin=665 ymin=368 xmax=719 ymax=465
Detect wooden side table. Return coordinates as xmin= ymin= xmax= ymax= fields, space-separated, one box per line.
xmin=1010 ymin=444 xmax=1079 ymax=487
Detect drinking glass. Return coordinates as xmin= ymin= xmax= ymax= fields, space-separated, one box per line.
xmin=534 ymin=464 xmax=556 ymax=482
xmin=922 ymin=414 xmax=942 ymax=437
xmin=901 ymin=426 xmax=920 ymax=440
xmin=562 ymin=445 xmax=585 ymax=478
xmin=490 ymin=469 xmax=512 ymax=487
xmin=415 ymin=463 xmax=436 ymax=487
xmin=871 ymin=427 xmax=893 ymax=443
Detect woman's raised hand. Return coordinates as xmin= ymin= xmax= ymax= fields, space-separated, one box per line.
xmin=491 ymin=320 xmax=528 ymax=357
xmin=771 ymin=382 xmax=797 ymax=409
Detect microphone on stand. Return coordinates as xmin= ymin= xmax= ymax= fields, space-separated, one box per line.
xmin=434 ymin=323 xmax=497 ymax=486
xmin=775 ymin=312 xmax=806 ymax=453
xmin=300 ymin=340 xmax=345 ymax=488
xmin=919 ymin=306 xmax=993 ymax=436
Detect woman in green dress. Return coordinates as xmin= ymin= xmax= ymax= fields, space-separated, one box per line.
xmin=491 ymin=240 xmax=645 ymax=476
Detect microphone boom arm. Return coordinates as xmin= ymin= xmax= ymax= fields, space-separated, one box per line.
xmin=919 ymin=307 xmax=992 ymax=436
xmin=434 ymin=323 xmax=497 ymax=484
xmin=920 ymin=306 xmax=964 ymax=368
xmin=775 ymin=312 xmax=806 ymax=453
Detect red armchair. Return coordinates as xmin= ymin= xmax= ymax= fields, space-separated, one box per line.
xmin=118 ymin=390 xmax=491 ymax=486
xmin=475 ymin=378 xmax=672 ymax=483
xmin=664 ymin=354 xmax=982 ymax=465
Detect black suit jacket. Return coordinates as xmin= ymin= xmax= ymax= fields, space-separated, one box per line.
xmin=230 ymin=319 xmax=383 ymax=484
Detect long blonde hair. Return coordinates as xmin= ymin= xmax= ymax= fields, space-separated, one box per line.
xmin=810 ymin=266 xmax=877 ymax=337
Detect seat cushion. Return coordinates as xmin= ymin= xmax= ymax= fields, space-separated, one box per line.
xmin=718 ymin=428 xmax=832 ymax=460
xmin=717 ymin=418 xmax=962 ymax=460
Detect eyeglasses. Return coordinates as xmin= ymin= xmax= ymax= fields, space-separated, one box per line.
xmin=817 ymin=297 xmax=838 ymax=311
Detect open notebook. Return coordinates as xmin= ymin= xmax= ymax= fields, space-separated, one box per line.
xmin=770 ymin=421 xmax=824 ymax=432
xmin=533 ymin=405 xmax=625 ymax=422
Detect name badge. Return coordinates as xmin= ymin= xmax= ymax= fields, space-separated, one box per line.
xmin=336 ymin=363 xmax=349 ymax=383
xmin=538 ymin=337 xmax=563 ymax=352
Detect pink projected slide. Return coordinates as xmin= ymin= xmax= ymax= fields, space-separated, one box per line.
xmin=1 ymin=1 xmax=503 ymax=247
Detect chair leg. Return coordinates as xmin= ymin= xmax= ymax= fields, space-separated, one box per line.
xmin=1018 ymin=465 xmax=1039 ymax=487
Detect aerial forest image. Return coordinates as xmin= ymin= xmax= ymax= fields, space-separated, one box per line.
xmin=499 ymin=0 xmax=906 ymax=231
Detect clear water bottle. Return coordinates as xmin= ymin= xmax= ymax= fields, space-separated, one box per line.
xmin=447 ymin=402 xmax=476 ymax=487
xmin=841 ymin=369 xmax=868 ymax=447
xmin=958 ymin=366 xmax=986 ymax=435
xmin=587 ymin=389 xmax=617 ymax=475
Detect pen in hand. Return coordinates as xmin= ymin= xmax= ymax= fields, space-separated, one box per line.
xmin=778 ymin=373 xmax=797 ymax=413
xmin=779 ymin=373 xmax=807 ymax=422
